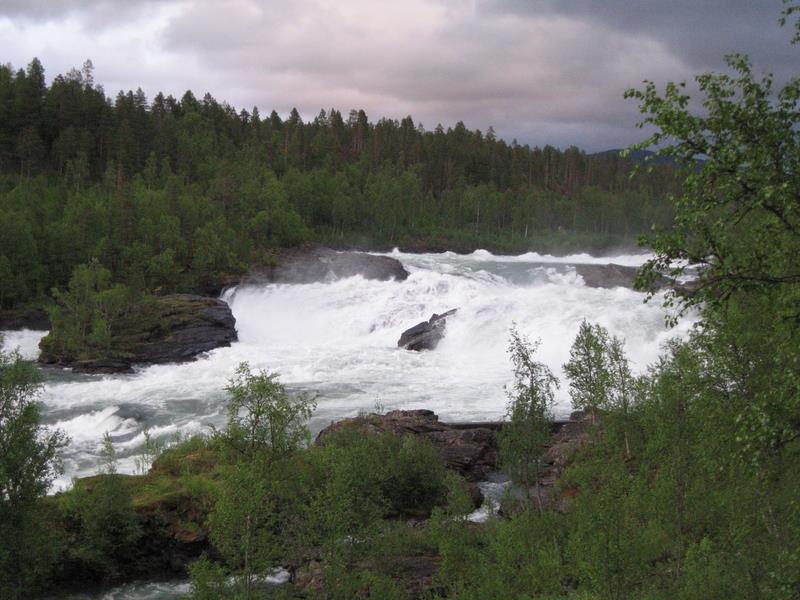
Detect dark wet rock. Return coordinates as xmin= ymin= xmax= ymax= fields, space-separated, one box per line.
xmin=316 ymin=409 xmax=498 ymax=481
xmin=467 ymin=482 xmax=485 ymax=509
xmin=71 ymin=358 xmax=135 ymax=374
xmin=0 ymin=307 xmax=49 ymax=330
xmin=393 ymin=555 xmax=442 ymax=597
xmin=575 ymin=263 xmax=698 ymax=295
xmin=426 ymin=427 xmax=498 ymax=482
xmin=39 ymin=294 xmax=237 ymax=373
xmin=122 ymin=294 xmax=237 ymax=364
xmin=398 ymin=308 xmax=458 ymax=351
xmin=243 ymin=246 xmax=409 ymax=285
xmin=316 ymin=409 xmax=447 ymax=440
xmin=575 ymin=263 xmax=647 ymax=289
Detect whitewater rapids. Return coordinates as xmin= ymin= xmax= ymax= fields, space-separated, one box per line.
xmin=1 ymin=249 xmax=693 ymax=488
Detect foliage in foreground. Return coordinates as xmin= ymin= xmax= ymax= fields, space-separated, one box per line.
xmin=0 ymin=350 xmax=68 ymax=599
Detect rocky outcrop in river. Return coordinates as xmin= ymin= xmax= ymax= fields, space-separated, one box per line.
xmin=575 ymin=263 xmax=698 ymax=295
xmin=575 ymin=263 xmax=645 ymax=289
xmin=242 ymin=246 xmax=409 ymax=286
xmin=39 ymin=294 xmax=237 ymax=373
xmin=315 ymin=408 xmax=589 ymax=492
xmin=397 ymin=309 xmax=458 ymax=351
xmin=316 ymin=409 xmax=499 ymax=481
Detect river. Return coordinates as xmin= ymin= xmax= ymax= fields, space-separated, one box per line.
xmin=1 ymin=249 xmax=693 ymax=491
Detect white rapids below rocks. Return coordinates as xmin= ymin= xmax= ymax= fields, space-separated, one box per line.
xmin=0 ymin=249 xmax=694 ymax=490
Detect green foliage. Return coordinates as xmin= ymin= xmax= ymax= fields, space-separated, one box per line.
xmin=59 ymin=435 xmax=141 ymax=580
xmin=60 ymin=474 xmax=142 ymax=580
xmin=626 ymin=13 xmax=800 ymax=459
xmin=499 ymin=326 xmax=558 ymax=507
xmin=437 ymin=512 xmax=567 ymax=599
xmin=133 ymin=426 xmax=166 ymax=475
xmin=0 ymin=350 xmax=68 ymax=598
xmin=564 ymin=320 xmax=637 ymax=455
xmin=188 ymin=556 xmax=233 ymax=600
xmin=309 ymin=427 xmax=449 ymax=523
xmin=42 ymin=260 xmax=132 ymax=362
xmin=207 ymin=462 xmax=279 ymax=596
xmin=563 ymin=320 xmax=611 ymax=423
xmin=428 ymin=475 xmax=483 ymax=592
xmin=0 ymin=58 xmax=678 ymax=311
xmin=222 ymin=362 xmax=317 ymax=458
xmin=99 ymin=431 xmax=118 ymax=475
xmin=627 ymin=52 xmax=800 ymax=319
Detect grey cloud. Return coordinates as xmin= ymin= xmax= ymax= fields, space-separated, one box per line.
xmin=2 ymin=0 xmax=794 ymax=151
xmin=0 ymin=0 xmax=178 ymax=27
xmin=482 ymin=0 xmax=797 ymax=75
xmin=158 ymin=0 xmax=687 ymax=150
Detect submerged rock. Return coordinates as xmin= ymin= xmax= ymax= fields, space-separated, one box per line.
xmin=315 ymin=409 xmax=499 ymax=481
xmin=397 ymin=308 xmax=458 ymax=351
xmin=243 ymin=246 xmax=409 ymax=285
xmin=39 ymin=294 xmax=237 ymax=373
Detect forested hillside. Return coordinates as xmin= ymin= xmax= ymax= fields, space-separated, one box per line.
xmin=0 ymin=58 xmax=678 ymax=310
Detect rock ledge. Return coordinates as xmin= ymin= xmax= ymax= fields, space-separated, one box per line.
xmin=39 ymin=294 xmax=237 ymax=373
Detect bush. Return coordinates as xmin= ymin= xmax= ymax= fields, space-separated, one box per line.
xmin=313 ymin=427 xmax=449 ymax=519
xmin=221 ymin=362 xmax=316 ymax=459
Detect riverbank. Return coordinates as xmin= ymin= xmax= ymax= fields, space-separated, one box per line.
xmin=41 ymin=409 xmax=591 ymax=598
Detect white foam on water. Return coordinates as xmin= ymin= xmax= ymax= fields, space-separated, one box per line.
xmin=385 ymin=247 xmax=653 ymax=267
xmin=55 ymin=405 xmax=138 ymax=443
xmin=34 ymin=250 xmax=694 ymax=483
xmin=0 ymin=328 xmax=47 ymax=359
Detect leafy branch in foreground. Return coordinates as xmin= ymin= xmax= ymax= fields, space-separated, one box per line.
xmin=625 ymin=50 xmax=800 ymax=320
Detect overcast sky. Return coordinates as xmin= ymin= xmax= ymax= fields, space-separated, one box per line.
xmin=1 ymin=0 xmax=795 ymax=151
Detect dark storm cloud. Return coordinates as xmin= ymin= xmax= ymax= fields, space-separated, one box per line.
xmin=0 ymin=0 xmax=166 ymax=19
xmin=153 ymin=0 xmax=691 ymax=149
xmin=0 ymin=0 xmax=795 ymax=151
xmin=485 ymin=0 xmax=797 ymax=75
xmin=0 ymin=0 xmax=178 ymax=29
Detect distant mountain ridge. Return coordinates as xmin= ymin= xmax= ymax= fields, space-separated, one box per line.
xmin=591 ymin=148 xmax=703 ymax=168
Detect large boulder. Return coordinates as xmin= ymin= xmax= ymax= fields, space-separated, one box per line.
xmin=398 ymin=308 xmax=457 ymax=351
xmin=39 ymin=294 xmax=237 ymax=373
xmin=121 ymin=294 xmax=237 ymax=364
xmin=243 ymin=246 xmax=409 ymax=285
xmin=575 ymin=263 xmax=698 ymax=295
xmin=315 ymin=409 xmax=499 ymax=481
xmin=575 ymin=263 xmax=647 ymax=289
